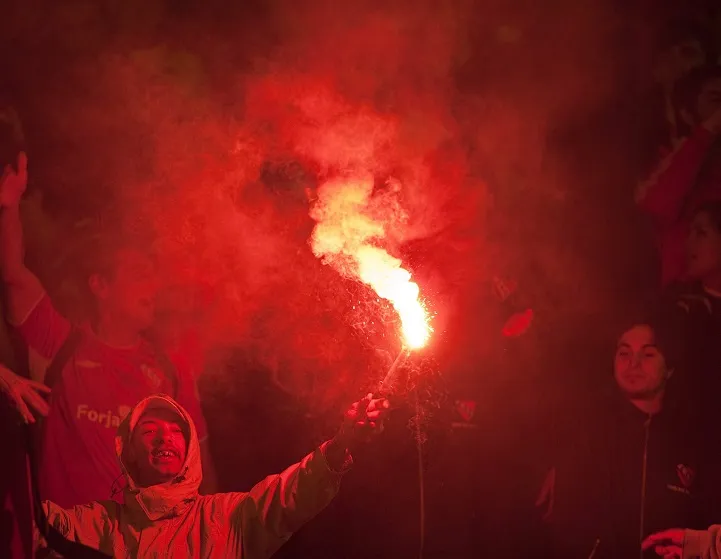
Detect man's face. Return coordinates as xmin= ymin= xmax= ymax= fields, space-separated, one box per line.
xmin=129 ymin=408 xmax=188 ymax=487
xmin=687 ymin=211 xmax=721 ymax=280
xmin=614 ymin=325 xmax=668 ymax=400
xmin=696 ymin=77 xmax=721 ymax=123
xmin=92 ymin=248 xmax=159 ymax=331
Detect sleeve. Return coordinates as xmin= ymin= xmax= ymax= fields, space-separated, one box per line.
xmin=683 ymin=526 xmax=721 ymax=559
xmin=38 ymin=500 xmax=113 ymax=555
xmin=635 ymin=126 xmax=716 ymax=228
xmin=173 ymin=362 xmax=208 ymax=442
xmin=221 ymin=442 xmax=350 ymax=559
xmin=14 ymin=293 xmax=71 ymax=360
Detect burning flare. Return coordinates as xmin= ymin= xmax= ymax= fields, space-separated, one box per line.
xmin=310 ymin=175 xmax=430 ymax=349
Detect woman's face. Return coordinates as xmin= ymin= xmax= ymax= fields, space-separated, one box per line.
xmin=614 ymin=325 xmax=668 ymax=399
xmin=687 ymin=211 xmax=721 ymax=280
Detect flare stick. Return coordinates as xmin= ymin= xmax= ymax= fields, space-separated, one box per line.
xmin=377 ymin=347 xmax=411 ymax=396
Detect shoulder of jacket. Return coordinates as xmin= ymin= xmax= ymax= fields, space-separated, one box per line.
xmin=71 ymin=500 xmax=121 ymax=526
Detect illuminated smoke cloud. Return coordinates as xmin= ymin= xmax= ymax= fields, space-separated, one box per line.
xmin=4 ymin=0 xmax=627 ymax=404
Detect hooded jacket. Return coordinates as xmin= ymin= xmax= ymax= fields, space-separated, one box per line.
xmin=40 ymin=394 xmax=349 ymax=558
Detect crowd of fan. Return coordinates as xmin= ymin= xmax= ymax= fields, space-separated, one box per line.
xmin=2 ymin=9 xmax=721 ymax=559
xmin=529 ymin=19 xmax=721 ymax=558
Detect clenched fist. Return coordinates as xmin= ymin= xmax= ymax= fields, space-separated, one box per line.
xmin=324 ymin=393 xmax=391 ymax=471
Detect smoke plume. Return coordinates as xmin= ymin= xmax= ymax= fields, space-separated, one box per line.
xmin=2 ymin=0 xmax=636 ymax=408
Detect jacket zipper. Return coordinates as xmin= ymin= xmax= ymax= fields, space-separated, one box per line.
xmin=639 ymin=415 xmax=652 ymax=559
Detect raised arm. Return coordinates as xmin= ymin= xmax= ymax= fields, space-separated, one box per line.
xmin=229 ymin=442 xmax=350 ymax=559
xmin=635 ymin=124 xmax=718 ymax=228
xmin=223 ymin=395 xmax=389 ymax=559
xmin=0 ymin=152 xmax=44 ymax=325
xmin=38 ymin=500 xmax=114 ymax=556
xmin=0 ymin=153 xmax=72 ymax=382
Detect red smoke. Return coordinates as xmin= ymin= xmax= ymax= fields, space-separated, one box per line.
xmin=8 ymin=0 xmax=627 ymax=408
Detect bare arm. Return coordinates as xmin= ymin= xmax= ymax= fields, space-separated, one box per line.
xmin=0 ymin=154 xmax=45 ymax=325
xmin=634 ymin=126 xmax=717 ymax=227
xmin=635 ymin=108 xmax=721 ymax=226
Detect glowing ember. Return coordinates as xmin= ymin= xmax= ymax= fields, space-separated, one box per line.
xmin=310 ymin=175 xmax=431 ymax=349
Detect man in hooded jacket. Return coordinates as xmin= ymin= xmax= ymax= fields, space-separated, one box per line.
xmin=37 ymin=392 xmax=390 ymax=558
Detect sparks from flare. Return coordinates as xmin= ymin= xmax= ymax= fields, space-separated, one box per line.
xmin=310 ymin=175 xmax=431 ymax=349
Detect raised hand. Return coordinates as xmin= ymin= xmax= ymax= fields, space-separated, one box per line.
xmin=324 ymin=393 xmax=391 ymax=471
xmin=0 ymin=363 xmax=50 ymax=424
xmin=339 ymin=393 xmax=390 ymax=445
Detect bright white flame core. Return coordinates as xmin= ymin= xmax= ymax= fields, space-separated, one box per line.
xmin=310 ymin=176 xmax=431 ymax=349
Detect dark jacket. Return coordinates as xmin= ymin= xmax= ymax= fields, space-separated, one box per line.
xmin=542 ymin=394 xmax=712 ymax=559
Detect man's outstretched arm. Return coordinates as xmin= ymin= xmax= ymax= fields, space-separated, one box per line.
xmin=222 ymin=395 xmax=389 ymax=559
xmin=38 ymin=500 xmax=114 ymax=556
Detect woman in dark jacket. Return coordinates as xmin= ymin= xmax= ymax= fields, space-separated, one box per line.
xmin=536 ymin=315 xmax=715 ymax=558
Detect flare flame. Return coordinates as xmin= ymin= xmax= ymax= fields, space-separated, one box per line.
xmin=310 ymin=175 xmax=430 ymax=349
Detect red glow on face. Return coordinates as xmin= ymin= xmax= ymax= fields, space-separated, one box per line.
xmin=502 ymin=308 xmax=533 ymax=338
xmin=131 ymin=409 xmax=187 ymax=487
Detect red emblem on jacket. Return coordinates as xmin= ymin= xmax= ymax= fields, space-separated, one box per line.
xmin=455 ymin=400 xmax=477 ymax=422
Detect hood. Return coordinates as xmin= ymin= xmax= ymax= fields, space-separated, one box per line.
xmin=115 ymin=394 xmax=202 ymax=521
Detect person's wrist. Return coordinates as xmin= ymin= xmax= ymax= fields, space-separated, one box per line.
xmin=323 ymin=436 xmax=353 ymax=473
xmin=327 ymin=433 xmax=349 ymax=454
xmin=0 ymin=366 xmax=18 ymax=387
